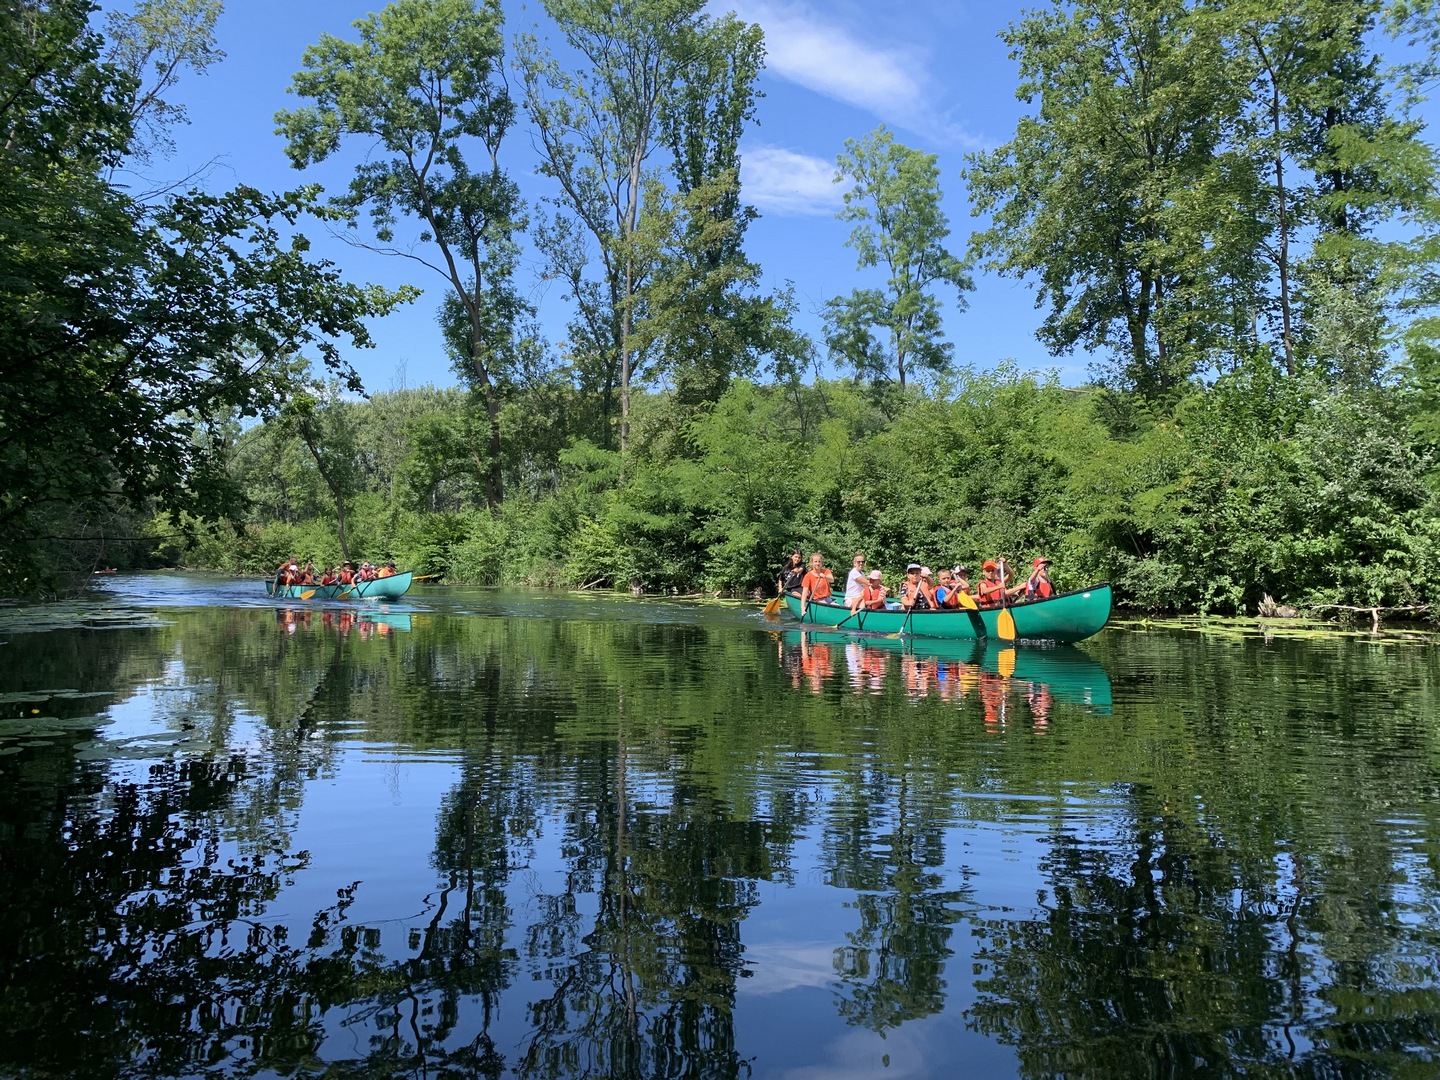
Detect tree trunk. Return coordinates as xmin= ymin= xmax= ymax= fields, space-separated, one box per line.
xmin=1255 ymin=35 xmax=1295 ymax=375
xmin=469 ymin=327 xmax=504 ymax=508
xmin=297 ymin=418 xmax=350 ymax=563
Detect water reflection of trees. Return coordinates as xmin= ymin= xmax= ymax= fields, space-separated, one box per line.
xmin=2 ymin=613 xmax=1439 ymax=1076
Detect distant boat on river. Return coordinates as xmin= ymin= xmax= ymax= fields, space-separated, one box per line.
xmin=781 ymin=582 xmax=1112 ymax=644
xmin=265 ymin=571 xmax=413 ymax=601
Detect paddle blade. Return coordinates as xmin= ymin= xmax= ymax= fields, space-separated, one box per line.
xmin=298 ymin=589 xmax=316 ymax=600
xmin=763 ymin=594 xmax=784 ymax=616
xmin=957 ymin=591 xmax=978 ymax=611
xmin=997 ymin=648 xmax=1017 ymax=678
xmin=997 ymin=606 xmax=1017 ymax=641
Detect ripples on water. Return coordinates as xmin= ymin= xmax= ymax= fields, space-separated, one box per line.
xmin=0 ymin=573 xmax=1437 ymax=1078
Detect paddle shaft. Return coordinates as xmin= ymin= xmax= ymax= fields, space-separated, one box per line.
xmin=996 ymin=560 xmax=1017 ymax=641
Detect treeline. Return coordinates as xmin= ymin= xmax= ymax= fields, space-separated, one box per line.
xmin=164 ymin=363 xmax=1436 ymax=614
xmin=8 ymin=0 xmax=1440 ymax=613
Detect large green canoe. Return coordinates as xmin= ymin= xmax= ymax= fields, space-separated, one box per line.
xmin=264 ymin=571 xmax=414 ymax=601
xmin=782 ymin=582 xmax=1112 ymax=644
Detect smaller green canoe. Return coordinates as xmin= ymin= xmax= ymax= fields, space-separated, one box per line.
xmin=782 ymin=582 xmax=1112 ymax=644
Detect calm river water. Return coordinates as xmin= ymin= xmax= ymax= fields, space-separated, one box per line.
xmin=1 ymin=573 xmax=1437 ymax=1078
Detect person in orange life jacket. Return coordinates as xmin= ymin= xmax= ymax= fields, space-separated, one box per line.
xmin=976 ymin=560 xmax=1008 ymax=607
xmin=849 ymin=568 xmax=889 ymax=614
xmin=800 ymin=552 xmax=834 ymax=616
xmin=901 ymin=564 xmax=936 ymax=610
xmin=337 ymin=561 xmax=355 ymax=585
xmin=377 ymin=561 xmax=396 ymax=579
xmin=1023 ymin=557 xmax=1054 ymax=600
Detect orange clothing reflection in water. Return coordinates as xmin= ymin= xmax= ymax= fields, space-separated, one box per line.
xmin=901 ymin=654 xmax=933 ymax=700
xmin=1026 ymin=682 xmax=1052 ymax=731
xmin=979 ymin=671 xmax=1009 ymax=730
xmin=799 ymin=638 xmax=833 ymax=694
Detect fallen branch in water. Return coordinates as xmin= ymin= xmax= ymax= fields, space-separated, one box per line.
xmin=1304 ymin=603 xmax=1432 ymax=633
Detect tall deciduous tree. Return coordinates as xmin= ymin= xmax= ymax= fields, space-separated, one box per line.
xmin=517 ymin=0 xmax=683 ymax=453
xmin=103 ymin=0 xmax=223 ymax=163
xmin=967 ymin=0 xmax=1263 ymax=401
xmin=1223 ymin=0 xmax=1409 ymax=376
xmin=641 ymin=13 xmax=796 ymax=412
xmin=0 ymin=0 xmax=406 ymax=593
xmin=277 ymin=0 xmax=524 ymax=508
xmin=825 ymin=127 xmax=971 ymax=390
xmin=518 ymin=0 xmax=775 ymax=449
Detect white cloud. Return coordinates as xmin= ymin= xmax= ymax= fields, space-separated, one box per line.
xmin=741 ymin=144 xmax=842 ymax=217
xmin=716 ymin=0 xmax=982 ymax=148
xmin=737 ymin=940 xmax=837 ymax=994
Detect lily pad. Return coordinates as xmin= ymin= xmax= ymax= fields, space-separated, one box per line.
xmin=0 ymin=601 xmax=165 ymax=635
xmin=0 ymin=714 xmax=112 ymax=738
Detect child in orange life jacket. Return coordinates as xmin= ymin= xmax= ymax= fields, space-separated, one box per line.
xmin=1023 ymin=557 xmax=1054 ymax=600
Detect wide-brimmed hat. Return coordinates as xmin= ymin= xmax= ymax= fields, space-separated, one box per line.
xmin=906 ymin=562 xmax=921 ymax=572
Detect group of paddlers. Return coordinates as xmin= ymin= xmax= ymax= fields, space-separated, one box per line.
xmin=777 ymin=551 xmax=1055 ymax=616
xmin=275 ymin=558 xmax=398 ymax=587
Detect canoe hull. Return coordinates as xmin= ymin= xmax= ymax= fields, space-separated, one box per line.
xmin=264 ymin=571 xmax=413 ymax=601
xmin=782 ymin=583 xmax=1112 ymax=644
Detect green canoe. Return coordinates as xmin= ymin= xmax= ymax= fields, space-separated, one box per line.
xmin=264 ymin=571 xmax=414 ymax=601
xmin=781 ymin=582 xmax=1112 ymax=644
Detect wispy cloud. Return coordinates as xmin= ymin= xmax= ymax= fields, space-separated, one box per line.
xmin=717 ymin=0 xmax=983 ymax=148
xmin=741 ymin=145 xmax=841 ymax=217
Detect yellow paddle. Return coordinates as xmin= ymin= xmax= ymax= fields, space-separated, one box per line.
xmin=763 ymin=594 xmax=784 ymax=616
xmin=996 ymin=559 xmax=1016 ymax=642
xmin=298 ymin=589 xmax=317 ymax=601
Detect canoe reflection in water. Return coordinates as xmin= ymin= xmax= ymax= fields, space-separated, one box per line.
xmin=274 ymin=606 xmax=414 ymax=637
xmin=780 ymin=630 xmax=1113 ymax=720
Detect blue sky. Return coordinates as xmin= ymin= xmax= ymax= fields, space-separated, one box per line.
xmin=104 ymin=0 xmax=1424 ymax=395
